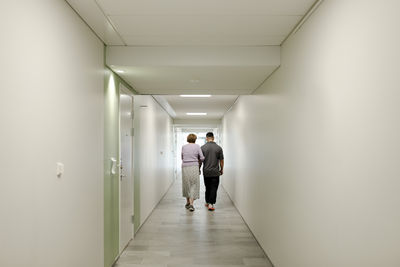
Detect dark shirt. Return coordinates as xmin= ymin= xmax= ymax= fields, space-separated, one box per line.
xmin=201 ymin=141 xmax=224 ymax=177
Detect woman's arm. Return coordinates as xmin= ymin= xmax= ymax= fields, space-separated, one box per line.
xmin=198 ymin=146 xmax=205 ymax=162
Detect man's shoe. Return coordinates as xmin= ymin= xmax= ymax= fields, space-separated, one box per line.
xmin=208 ymin=204 xmax=215 ymax=211
xmin=205 ymin=203 xmax=209 ymax=207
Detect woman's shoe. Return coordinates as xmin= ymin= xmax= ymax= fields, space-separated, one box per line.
xmin=189 ymin=205 xmax=195 ymax=212
xmin=208 ymin=204 xmax=215 ymax=211
xmin=185 ymin=203 xmax=190 ymax=209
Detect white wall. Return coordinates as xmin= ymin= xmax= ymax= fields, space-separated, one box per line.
xmin=0 ymin=1 xmax=104 ymax=267
xmin=134 ymin=96 xmax=174 ymax=226
xmin=222 ymin=1 xmax=400 ymax=266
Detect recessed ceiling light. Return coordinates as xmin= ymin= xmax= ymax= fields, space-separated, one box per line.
xmin=186 ymin=112 xmax=207 ymax=116
xmin=180 ymin=95 xmax=211 ymax=98
xmin=189 ymin=79 xmax=200 ymax=83
xmin=116 ymin=70 xmax=125 ymax=74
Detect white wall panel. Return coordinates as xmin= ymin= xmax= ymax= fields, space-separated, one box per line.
xmin=133 ymin=96 xmax=174 ymax=226
xmin=222 ymin=1 xmax=400 ymax=266
xmin=0 ymin=1 xmax=104 ymax=266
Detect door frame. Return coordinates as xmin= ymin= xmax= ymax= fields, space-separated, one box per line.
xmin=118 ymin=85 xmax=135 ymax=253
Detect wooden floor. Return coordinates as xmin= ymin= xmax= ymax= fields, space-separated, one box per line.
xmin=115 ymin=179 xmax=273 ymax=267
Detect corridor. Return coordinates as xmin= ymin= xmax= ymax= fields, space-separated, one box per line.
xmin=115 ymin=180 xmax=272 ymax=267
xmin=2 ymin=0 xmax=400 ymax=267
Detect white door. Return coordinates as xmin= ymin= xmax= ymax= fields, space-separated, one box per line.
xmin=119 ymin=90 xmax=134 ymax=252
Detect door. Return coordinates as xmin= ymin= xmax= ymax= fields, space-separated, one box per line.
xmin=119 ymin=89 xmax=134 ymax=252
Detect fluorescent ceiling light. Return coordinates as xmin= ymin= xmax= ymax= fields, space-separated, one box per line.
xmin=115 ymin=70 xmax=125 ymax=74
xmin=187 ymin=112 xmax=207 ymax=116
xmin=180 ymin=95 xmax=211 ymax=98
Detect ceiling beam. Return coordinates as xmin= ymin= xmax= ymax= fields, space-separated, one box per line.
xmin=106 ymin=46 xmax=280 ymax=67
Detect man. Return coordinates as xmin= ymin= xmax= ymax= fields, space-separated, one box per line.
xmin=201 ymin=132 xmax=224 ymax=211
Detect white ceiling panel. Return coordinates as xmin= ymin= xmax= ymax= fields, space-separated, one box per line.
xmin=109 ymin=15 xmax=302 ymax=36
xmin=107 ymin=46 xmax=280 ymax=94
xmin=157 ymin=95 xmax=238 ymax=120
xmin=112 ymin=66 xmax=277 ymax=95
xmin=97 ymin=0 xmax=316 ymax=16
xmin=107 ymin=46 xmax=280 ymax=67
xmin=66 ymin=0 xmax=124 ymax=45
xmin=122 ymin=34 xmax=286 ymax=46
xmin=67 ymin=0 xmax=317 ymax=94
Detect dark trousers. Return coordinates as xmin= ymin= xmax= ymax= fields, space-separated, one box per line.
xmin=204 ymin=176 xmax=220 ymax=204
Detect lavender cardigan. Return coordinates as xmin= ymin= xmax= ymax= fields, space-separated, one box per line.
xmin=181 ymin=143 xmax=205 ymax=167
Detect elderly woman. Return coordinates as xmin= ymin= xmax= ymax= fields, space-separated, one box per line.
xmin=181 ymin=133 xmax=205 ymax=211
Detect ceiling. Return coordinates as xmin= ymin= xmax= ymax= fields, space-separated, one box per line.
xmin=67 ymin=0 xmax=316 ymax=46
xmin=106 ymin=45 xmax=280 ymax=95
xmin=155 ymin=95 xmax=238 ymax=120
xmin=109 ymin=66 xmax=278 ymax=95
xmin=67 ymin=0 xmax=316 ymax=95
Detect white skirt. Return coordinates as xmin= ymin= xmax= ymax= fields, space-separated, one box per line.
xmin=182 ymin=165 xmax=200 ymax=199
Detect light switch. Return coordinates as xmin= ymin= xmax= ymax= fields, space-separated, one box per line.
xmin=56 ymin=162 xmax=64 ymax=177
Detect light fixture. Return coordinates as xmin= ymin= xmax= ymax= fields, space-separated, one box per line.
xmin=115 ymin=70 xmax=125 ymax=74
xmin=189 ymin=79 xmax=200 ymax=83
xmin=186 ymin=113 xmax=207 ymax=116
xmin=180 ymin=95 xmax=211 ymax=98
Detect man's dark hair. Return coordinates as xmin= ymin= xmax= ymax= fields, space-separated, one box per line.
xmin=206 ymin=132 xmax=214 ymax=138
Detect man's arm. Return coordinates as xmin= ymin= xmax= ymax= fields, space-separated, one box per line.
xmin=219 ymin=159 xmax=224 ymax=175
